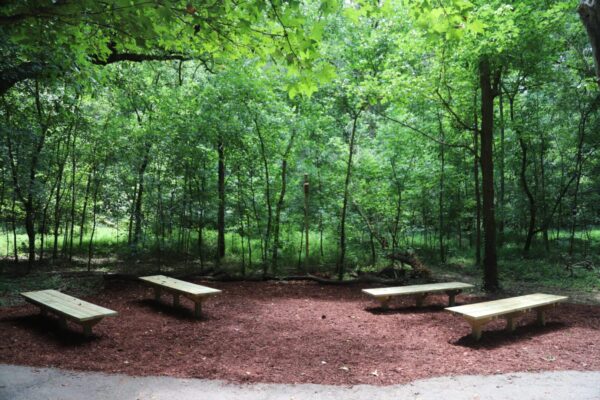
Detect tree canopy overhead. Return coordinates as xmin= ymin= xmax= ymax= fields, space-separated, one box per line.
xmin=1 ymin=0 xmax=599 ymax=292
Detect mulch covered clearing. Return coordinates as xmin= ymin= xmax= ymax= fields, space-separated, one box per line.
xmin=1 ymin=280 xmax=599 ymax=385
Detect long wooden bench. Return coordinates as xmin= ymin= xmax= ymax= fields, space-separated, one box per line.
xmin=20 ymin=289 xmax=118 ymax=336
xmin=139 ymin=275 xmax=221 ymax=318
xmin=362 ymin=281 xmax=474 ymax=309
xmin=446 ymin=293 xmax=568 ymax=340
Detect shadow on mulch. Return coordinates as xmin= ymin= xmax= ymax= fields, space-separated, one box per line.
xmin=131 ymin=298 xmax=208 ymax=322
xmin=451 ymin=321 xmax=570 ymax=349
xmin=6 ymin=314 xmax=100 ymax=346
xmin=365 ymin=304 xmax=447 ymax=315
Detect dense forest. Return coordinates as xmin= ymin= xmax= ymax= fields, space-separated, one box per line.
xmin=1 ymin=0 xmax=600 ymax=292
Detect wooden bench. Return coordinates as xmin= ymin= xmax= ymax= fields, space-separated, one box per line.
xmin=446 ymin=293 xmax=568 ymax=340
xmin=362 ymin=281 xmax=474 ymax=309
xmin=20 ymin=289 xmax=117 ymax=336
xmin=139 ymin=275 xmax=221 ymax=318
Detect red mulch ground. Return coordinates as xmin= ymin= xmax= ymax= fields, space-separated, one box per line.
xmin=1 ymin=280 xmax=599 ymax=385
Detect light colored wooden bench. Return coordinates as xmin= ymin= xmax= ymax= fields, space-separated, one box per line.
xmin=139 ymin=275 xmax=221 ymax=318
xmin=20 ymin=289 xmax=117 ymax=336
xmin=362 ymin=281 xmax=474 ymax=309
xmin=446 ymin=293 xmax=568 ymax=340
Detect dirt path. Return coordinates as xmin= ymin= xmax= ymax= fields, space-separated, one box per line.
xmin=2 ymin=364 xmax=600 ymax=400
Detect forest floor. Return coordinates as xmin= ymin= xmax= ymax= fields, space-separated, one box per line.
xmin=1 ymin=279 xmax=599 ymax=385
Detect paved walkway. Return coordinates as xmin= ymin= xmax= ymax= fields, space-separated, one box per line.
xmin=1 ymin=364 xmax=599 ymax=400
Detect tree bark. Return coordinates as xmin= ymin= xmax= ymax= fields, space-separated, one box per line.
xmin=132 ymin=142 xmax=152 ymax=249
xmin=579 ymin=0 xmax=600 ymax=84
xmin=338 ymin=110 xmax=361 ymax=280
xmin=217 ymin=136 xmax=226 ymax=262
xmin=479 ymin=58 xmax=499 ymax=292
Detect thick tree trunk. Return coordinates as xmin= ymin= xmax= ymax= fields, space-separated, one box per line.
xmin=473 ymin=128 xmax=482 ymax=266
xmin=498 ymin=88 xmax=506 ymax=244
xmin=479 ymin=58 xmax=499 ymax=292
xmin=579 ymin=0 xmax=600 ymax=84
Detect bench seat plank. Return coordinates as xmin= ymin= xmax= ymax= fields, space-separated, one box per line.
xmin=446 ymin=293 xmax=568 ymax=340
xmin=139 ymin=275 xmax=221 ymax=318
xmin=363 ymin=282 xmax=474 ymax=297
xmin=21 ymin=290 xmax=117 ymax=322
xmin=446 ymin=293 xmax=568 ymax=320
xmin=362 ymin=282 xmax=474 ymax=308
xmin=139 ymin=275 xmax=222 ymax=297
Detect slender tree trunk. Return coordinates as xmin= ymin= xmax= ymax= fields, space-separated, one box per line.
xmin=87 ymin=167 xmax=104 ymax=271
xmin=217 ymin=136 xmax=226 ymax=263
xmin=133 ymin=143 xmax=151 ymax=249
xmin=303 ymin=174 xmax=309 ymax=272
xmin=68 ymin=134 xmax=77 ymax=261
xmin=255 ymin=119 xmax=272 ymax=269
xmin=519 ymin=137 xmax=537 ymax=253
xmin=11 ymin=193 xmax=18 ymax=262
xmin=338 ymin=111 xmax=361 ymax=280
xmin=79 ymin=168 xmax=92 ymax=248
xmin=438 ymin=114 xmax=446 ymax=263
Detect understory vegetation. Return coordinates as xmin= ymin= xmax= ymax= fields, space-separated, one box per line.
xmin=1 ymin=0 xmax=600 ymax=293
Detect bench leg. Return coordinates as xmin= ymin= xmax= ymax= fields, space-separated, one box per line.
xmin=537 ymin=310 xmax=546 ymax=326
xmin=81 ymin=319 xmax=102 ymax=337
xmin=445 ymin=290 xmax=462 ymax=307
xmin=504 ymin=312 xmax=524 ymax=332
xmin=59 ymin=317 xmax=68 ymax=330
xmin=154 ymin=287 xmax=161 ymax=301
xmin=415 ymin=293 xmax=428 ymax=307
xmin=40 ymin=309 xmax=48 ymax=318
xmin=83 ymin=324 xmax=93 ymax=337
xmin=173 ymin=294 xmax=180 ymax=308
xmin=378 ymin=296 xmax=391 ymax=310
xmin=466 ymin=318 xmax=490 ymax=341
xmin=505 ymin=316 xmax=516 ymax=332
xmin=194 ymin=301 xmax=202 ymax=319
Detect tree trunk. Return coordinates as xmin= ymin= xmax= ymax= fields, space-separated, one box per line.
xmin=217 ymin=136 xmax=226 ymax=262
xmin=579 ymin=0 xmax=600 ymax=84
xmin=132 ymin=143 xmax=151 ymax=249
xmin=255 ymin=119 xmax=272 ymax=269
xmin=338 ymin=111 xmax=361 ymax=280
xmin=519 ymin=137 xmax=537 ymax=253
xmin=438 ymin=114 xmax=446 ymax=263
xmin=479 ymin=58 xmax=499 ymax=292
xmin=79 ymin=168 xmax=92 ymax=248
xmin=473 ymin=127 xmax=482 ymax=266
xmin=498 ymin=87 xmax=506 ymax=245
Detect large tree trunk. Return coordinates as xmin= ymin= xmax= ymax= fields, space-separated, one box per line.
xmin=498 ymin=87 xmax=506 ymax=245
xmin=579 ymin=0 xmax=600 ymax=84
xmin=473 ymin=126 xmax=482 ymax=266
xmin=479 ymin=58 xmax=499 ymax=292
